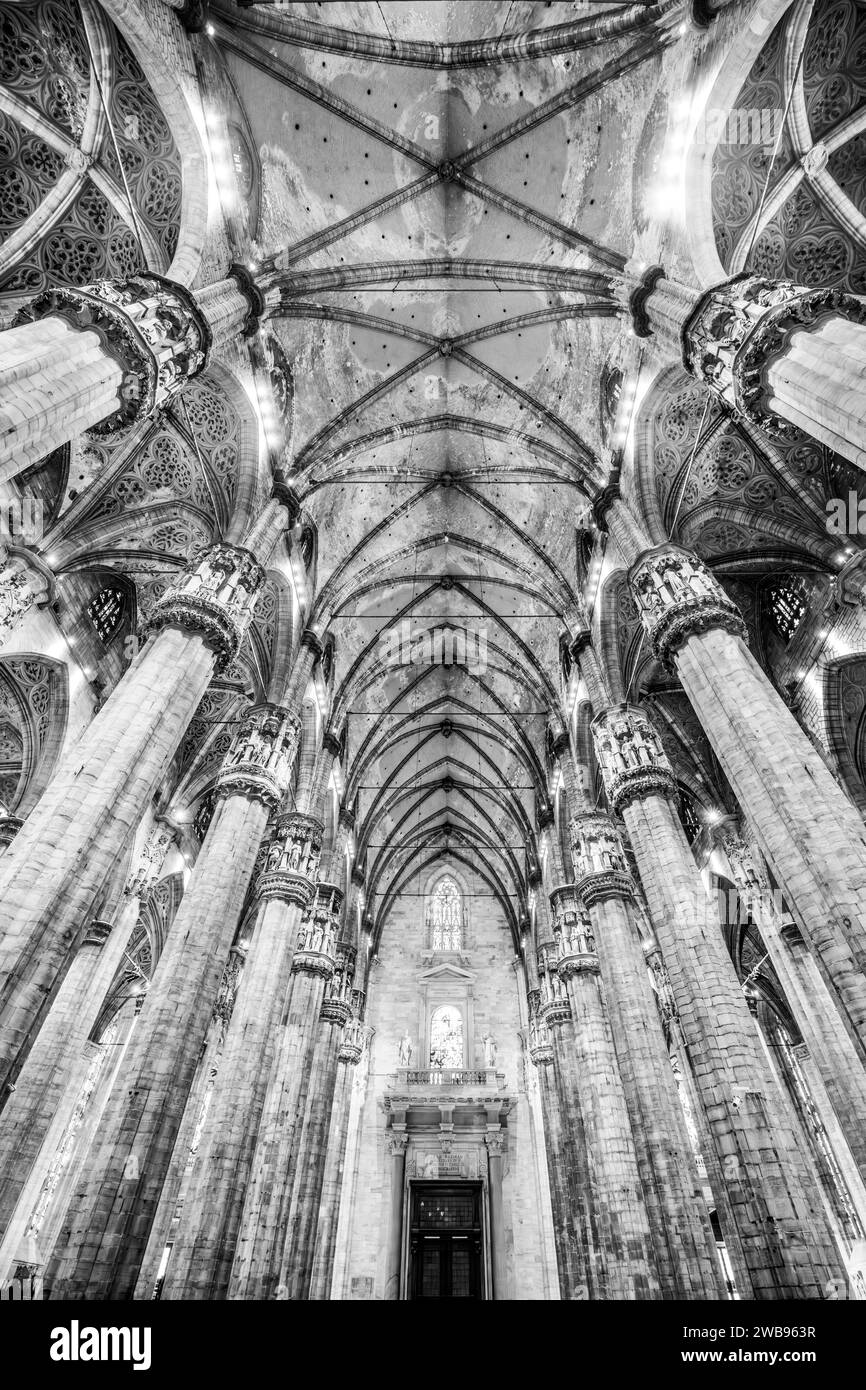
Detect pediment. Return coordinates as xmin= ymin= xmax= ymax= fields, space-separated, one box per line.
xmin=417 ymin=960 xmax=475 ymax=985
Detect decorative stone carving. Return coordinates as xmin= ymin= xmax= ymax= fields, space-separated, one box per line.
xmin=339 ymin=1016 xmax=367 ymax=1066
xmin=627 ymin=544 xmax=745 ymax=665
xmin=0 ymin=811 xmax=24 ymax=851
xmin=215 ymin=703 xmax=299 ymax=811
xmin=14 ymin=273 xmax=211 ymax=433
xmin=257 ymin=811 xmax=323 ymax=907
xmin=645 ymin=944 xmax=680 ymax=1031
xmin=124 ymin=821 xmax=176 ymax=897
xmin=82 ymin=919 xmax=112 ymax=950
xmin=682 ymin=272 xmax=866 ymax=439
xmin=149 ymin=543 xmax=266 ymax=671
xmin=591 ymin=703 xmax=677 ymax=812
xmin=527 ymin=996 xmax=553 ymax=1066
xmin=0 ymin=548 xmax=51 ymax=647
xmin=569 ymin=812 xmax=634 ymax=910
xmin=485 ymin=1129 xmax=506 ymax=1156
xmin=211 ymin=942 xmax=247 ymax=1049
xmin=293 ymin=882 xmax=342 ymax=979
xmin=536 ymin=944 xmax=572 ymax=1024
xmin=321 ymin=944 xmax=357 ymax=1025
xmin=549 ymin=884 xmax=598 ymax=975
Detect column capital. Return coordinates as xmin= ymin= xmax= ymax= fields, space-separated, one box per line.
xmin=0 ymin=811 xmax=24 ymax=850
xmin=148 ymin=542 xmax=266 ymax=671
xmin=485 ymin=1128 xmax=506 ymax=1156
xmin=215 ymin=703 xmax=300 ymax=811
xmin=256 ymin=811 xmax=324 ymax=906
xmin=338 ymin=1016 xmax=367 ymax=1066
xmin=627 ymin=543 xmax=745 ymax=664
xmin=227 ymin=263 xmax=266 ymax=338
xmin=82 ymin=919 xmax=113 ymax=949
xmin=591 ymin=703 xmax=677 ymax=812
xmin=293 ymin=882 xmax=343 ymax=979
xmin=300 ymin=627 xmax=324 ymax=659
xmin=569 ymin=811 xmax=634 ymax=909
xmin=536 ymin=942 xmax=577 ymax=1018
xmin=387 ymin=1130 xmax=409 ymax=1158
xmin=549 ymin=883 xmax=598 ymax=973
xmin=14 ymin=273 xmax=210 ymax=433
xmin=682 ymin=272 xmax=866 ymax=439
xmin=320 ymin=943 xmax=357 ymax=1024
xmin=270 ymin=472 xmax=302 ymax=524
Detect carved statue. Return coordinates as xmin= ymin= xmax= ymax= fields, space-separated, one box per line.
xmin=398 ymin=1031 xmax=413 ymax=1067
xmin=482 ymin=1033 xmax=497 ymax=1069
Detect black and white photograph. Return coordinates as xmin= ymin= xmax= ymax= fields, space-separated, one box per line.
xmin=0 ymin=0 xmax=865 ymax=1354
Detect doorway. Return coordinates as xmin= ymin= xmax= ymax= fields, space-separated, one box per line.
xmin=408 ymin=1184 xmax=483 ymax=1299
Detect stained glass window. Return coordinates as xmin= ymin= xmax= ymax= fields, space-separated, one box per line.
xmin=87 ymin=585 xmax=125 ymax=644
xmin=430 ymin=875 xmax=462 ymax=951
xmin=763 ymin=577 xmax=809 ymax=645
xmin=429 ymin=1005 xmax=464 ymax=1069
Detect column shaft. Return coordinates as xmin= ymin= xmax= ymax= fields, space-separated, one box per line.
xmin=623 ymin=789 xmax=843 ymax=1297
xmin=46 ymin=790 xmax=271 ymax=1299
xmin=0 ymin=627 xmax=215 ymax=1090
xmin=674 ymin=626 xmax=866 ymax=1059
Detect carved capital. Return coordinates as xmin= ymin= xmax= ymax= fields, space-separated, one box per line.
xmin=148 ymin=542 xmax=265 ymax=671
xmin=257 ymin=811 xmax=324 ymax=905
xmin=15 ymin=273 xmax=210 ymax=433
xmin=549 ymin=883 xmax=599 ymax=973
xmin=83 ymin=919 xmax=112 ymax=949
xmin=216 ymin=703 xmax=299 ymax=811
xmin=682 ymin=273 xmax=866 ymax=439
xmin=591 ymin=703 xmax=677 ymax=812
xmin=339 ymin=1015 xmax=366 ymax=1066
xmin=627 ymin=544 xmax=745 ymax=665
xmin=228 ymin=262 xmax=265 ymax=338
xmin=387 ymin=1129 xmax=409 ymax=1158
xmin=0 ymin=812 xmax=24 ymax=850
xmin=320 ymin=943 xmax=357 ymax=1023
xmin=569 ymin=811 xmax=634 ymax=908
xmin=485 ymin=1129 xmax=506 ymax=1157
xmin=536 ymin=943 xmax=576 ymax=1020
xmin=293 ymin=881 xmax=342 ymax=978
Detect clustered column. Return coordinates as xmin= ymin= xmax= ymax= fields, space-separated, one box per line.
xmin=46 ymin=701 xmax=297 ymax=1299
xmin=591 ymin=699 xmax=844 ymax=1297
xmin=567 ymin=811 xmax=724 ymax=1298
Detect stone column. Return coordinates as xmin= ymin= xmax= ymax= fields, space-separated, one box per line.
xmin=720 ymin=829 xmax=866 ymax=1201
xmin=0 ymin=271 xmax=257 ymax=478
xmin=485 ymin=1127 xmax=508 ymax=1300
xmin=0 ymin=542 xmax=266 ymax=1095
xmin=592 ymin=702 xmax=845 ymax=1297
xmin=0 ymin=904 xmax=136 ymax=1284
xmin=637 ymin=270 xmax=866 ymax=470
xmin=308 ymin=1017 xmax=366 ymax=1300
xmin=276 ymin=929 xmax=353 ymax=1299
xmin=384 ymin=1127 xmax=408 ymax=1301
xmin=565 ymin=818 xmax=724 ymax=1299
xmin=538 ymin=931 xmax=661 ymax=1299
xmin=46 ymin=702 xmax=296 ymax=1299
xmin=527 ymin=1000 xmax=581 ymax=1298
xmin=628 ymin=544 xmax=866 ymax=1063
xmin=227 ymin=871 xmax=340 ymax=1300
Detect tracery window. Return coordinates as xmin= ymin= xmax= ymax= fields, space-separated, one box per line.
xmin=87 ymin=585 xmax=125 ymax=644
xmin=429 ymin=875 xmax=463 ymax=951
xmin=429 ymin=1005 xmax=464 ymax=1069
xmin=762 ymin=577 xmax=809 ymax=645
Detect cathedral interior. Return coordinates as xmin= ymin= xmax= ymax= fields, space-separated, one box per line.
xmin=1 ymin=0 xmax=866 ymax=1304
